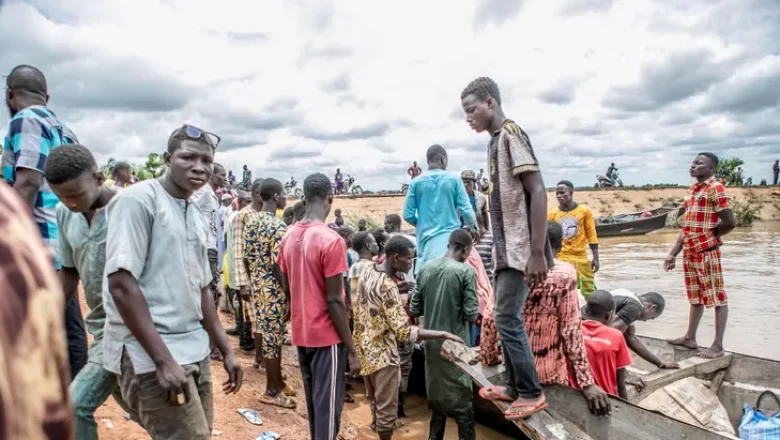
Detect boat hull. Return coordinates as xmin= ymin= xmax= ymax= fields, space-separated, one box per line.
xmin=596 ymin=206 xmax=683 ymax=237
xmin=431 ymin=334 xmax=780 ymax=439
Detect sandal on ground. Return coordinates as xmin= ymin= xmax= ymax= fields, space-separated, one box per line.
xmin=237 ymin=408 xmax=263 ymax=425
xmin=259 ymin=392 xmax=297 ymax=409
xmin=504 ymin=395 xmax=548 ymax=421
xmin=479 ymin=386 xmax=514 ymax=402
xmin=344 ymin=393 xmax=355 ymax=403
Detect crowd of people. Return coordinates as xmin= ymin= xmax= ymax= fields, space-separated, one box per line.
xmin=2 ymin=64 xmax=738 ymax=440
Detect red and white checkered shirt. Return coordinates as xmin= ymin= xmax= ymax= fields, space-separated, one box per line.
xmin=681 ymin=177 xmax=730 ymax=254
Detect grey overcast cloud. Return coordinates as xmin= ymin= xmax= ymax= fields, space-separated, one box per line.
xmin=1 ymin=0 xmax=779 ymax=190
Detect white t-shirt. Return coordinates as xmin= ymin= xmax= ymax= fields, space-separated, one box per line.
xmin=192 ymin=185 xmax=219 ymax=251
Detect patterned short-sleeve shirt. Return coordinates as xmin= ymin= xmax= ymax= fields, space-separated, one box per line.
xmin=487 ymin=119 xmax=552 ymax=273
xmin=244 ymin=211 xmax=287 ymax=281
xmin=353 ymin=264 xmax=417 ymax=376
xmin=681 ymin=177 xmax=730 ymax=254
xmin=2 ymin=106 xmax=78 ymax=269
xmin=0 ymin=182 xmax=73 ymax=440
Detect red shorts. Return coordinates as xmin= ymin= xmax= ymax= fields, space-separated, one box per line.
xmin=683 ymin=248 xmax=727 ymax=307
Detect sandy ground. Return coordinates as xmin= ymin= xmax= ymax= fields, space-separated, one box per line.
xmin=325 ymin=186 xmax=780 ymax=228
xmin=87 ymin=300 xmax=510 ymax=440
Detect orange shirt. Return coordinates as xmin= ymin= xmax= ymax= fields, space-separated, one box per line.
xmin=580 ymin=320 xmax=632 ymax=395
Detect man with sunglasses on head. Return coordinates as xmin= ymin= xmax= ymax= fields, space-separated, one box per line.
xmin=103 ymin=125 xmax=242 ymax=439
xmin=2 ymin=64 xmax=88 ymax=381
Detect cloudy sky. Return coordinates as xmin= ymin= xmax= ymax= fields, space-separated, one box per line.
xmin=1 ymin=0 xmax=779 ymax=190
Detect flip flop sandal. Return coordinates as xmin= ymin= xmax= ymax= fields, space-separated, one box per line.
xmin=282 ymin=383 xmax=297 ymax=397
xmin=504 ymin=398 xmax=548 ymax=421
xmin=259 ymin=393 xmax=297 ymax=409
xmin=344 ymin=393 xmax=355 ymax=403
xmin=479 ymin=386 xmax=514 ymax=402
xmin=256 ymin=432 xmax=281 ymax=440
xmin=237 ymin=408 xmax=263 ymax=425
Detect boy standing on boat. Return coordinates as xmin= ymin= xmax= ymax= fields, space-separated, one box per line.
xmin=665 ymin=152 xmax=735 ymax=359
xmin=548 ymin=180 xmax=600 ymax=297
xmin=461 ymin=76 xmax=550 ymax=419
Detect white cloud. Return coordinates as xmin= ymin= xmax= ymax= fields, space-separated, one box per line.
xmin=1 ymin=0 xmax=779 ymax=191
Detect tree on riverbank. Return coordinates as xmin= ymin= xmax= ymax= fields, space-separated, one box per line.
xmin=716 ymin=157 xmax=745 ymax=186
xmin=101 ymin=153 xmax=166 ymax=181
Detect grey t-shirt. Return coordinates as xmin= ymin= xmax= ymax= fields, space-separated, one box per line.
xmin=581 ymin=287 xmax=643 ymax=327
xmin=57 ymin=203 xmax=108 ymax=363
xmin=102 ymin=179 xmax=212 ymax=374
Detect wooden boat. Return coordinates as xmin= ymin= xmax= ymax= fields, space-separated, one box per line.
xmin=596 ymin=205 xmax=684 ymax=238
xmin=440 ymin=334 xmax=780 ymax=439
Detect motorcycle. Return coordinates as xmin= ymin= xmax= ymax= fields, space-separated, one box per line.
xmin=284 ymin=177 xmax=303 ymax=198
xmin=595 ymin=171 xmax=624 ymax=188
xmin=333 ymin=175 xmax=364 ymax=196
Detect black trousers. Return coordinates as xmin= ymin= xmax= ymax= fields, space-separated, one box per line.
xmin=298 ymin=345 xmax=346 ymax=440
xmin=65 ymin=296 xmax=88 ymax=381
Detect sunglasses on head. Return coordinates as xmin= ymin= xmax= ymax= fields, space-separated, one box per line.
xmin=168 ymin=124 xmax=221 ymax=149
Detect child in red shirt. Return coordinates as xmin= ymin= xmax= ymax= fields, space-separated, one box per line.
xmin=581 ymin=290 xmax=633 ymax=399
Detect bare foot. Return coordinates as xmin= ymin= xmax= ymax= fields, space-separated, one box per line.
xmin=667 ymin=336 xmax=697 ymax=350
xmin=698 ymin=346 xmax=724 ymax=359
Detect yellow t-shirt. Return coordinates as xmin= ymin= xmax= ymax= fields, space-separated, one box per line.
xmin=548 ymin=204 xmax=598 ymax=258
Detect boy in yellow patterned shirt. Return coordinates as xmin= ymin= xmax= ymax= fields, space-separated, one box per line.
xmin=548 ymin=181 xmax=600 ymax=296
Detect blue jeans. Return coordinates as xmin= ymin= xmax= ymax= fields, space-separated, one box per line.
xmin=493 ymin=269 xmax=542 ymax=399
xmin=469 ymin=324 xmax=479 ymax=347
xmin=70 ymin=361 xmax=128 ymax=440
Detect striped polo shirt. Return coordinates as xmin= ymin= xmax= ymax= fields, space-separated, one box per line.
xmin=2 ymin=105 xmax=79 ymax=269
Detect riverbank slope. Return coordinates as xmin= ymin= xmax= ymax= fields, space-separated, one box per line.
xmin=327 ymin=187 xmax=780 ymax=228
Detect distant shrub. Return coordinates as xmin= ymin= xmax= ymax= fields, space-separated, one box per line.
xmin=732 ymin=199 xmax=761 ymax=227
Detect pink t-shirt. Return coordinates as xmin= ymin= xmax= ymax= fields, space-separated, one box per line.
xmin=277 ymin=221 xmax=349 ymax=348
xmin=465 ymin=246 xmax=494 ymax=317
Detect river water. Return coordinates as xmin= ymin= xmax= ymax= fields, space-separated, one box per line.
xmin=599 ymin=223 xmax=780 ymax=361
xmin=346 ymin=224 xmax=780 ymax=439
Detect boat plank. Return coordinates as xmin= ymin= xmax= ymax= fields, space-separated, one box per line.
xmin=628 ymin=354 xmax=733 ymax=401
xmin=441 ymin=341 xmax=573 ymax=440
xmin=543 ymin=385 xmax=731 ymax=440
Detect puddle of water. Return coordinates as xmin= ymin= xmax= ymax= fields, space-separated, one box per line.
xmin=597 ymin=223 xmax=780 ymax=360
